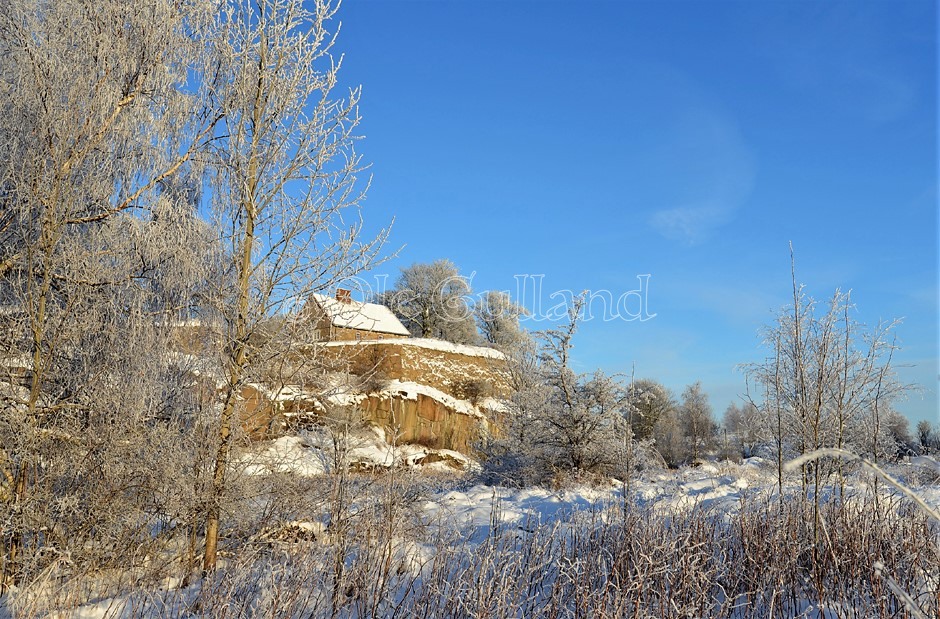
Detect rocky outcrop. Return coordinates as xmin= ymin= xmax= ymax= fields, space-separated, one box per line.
xmin=355 ymin=381 xmax=503 ymax=453
xmin=209 ymin=338 xmax=509 ymax=456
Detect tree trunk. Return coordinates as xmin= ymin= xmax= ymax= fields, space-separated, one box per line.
xmin=202 ymin=205 xmax=255 ymax=573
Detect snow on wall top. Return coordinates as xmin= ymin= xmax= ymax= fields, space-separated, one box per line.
xmin=379 ymin=380 xmax=485 ymax=419
xmin=310 ymin=293 xmax=411 ymax=336
xmin=323 ymin=337 xmax=506 ymax=360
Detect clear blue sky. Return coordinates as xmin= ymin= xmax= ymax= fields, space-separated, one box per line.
xmin=334 ymin=0 xmax=938 ymax=424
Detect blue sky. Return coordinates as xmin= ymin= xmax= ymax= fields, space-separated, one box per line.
xmin=334 ymin=0 xmax=938 ymax=424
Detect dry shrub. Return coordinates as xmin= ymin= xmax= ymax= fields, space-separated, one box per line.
xmin=8 ymin=487 xmax=937 ymax=618
xmin=450 ymin=378 xmax=491 ymax=404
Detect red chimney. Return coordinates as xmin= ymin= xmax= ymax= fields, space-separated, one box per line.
xmin=335 ymin=288 xmax=352 ymax=304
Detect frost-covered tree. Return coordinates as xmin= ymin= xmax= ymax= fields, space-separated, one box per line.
xmin=381 ymin=259 xmax=478 ymax=344
xmin=0 ymin=0 xmax=222 ymax=587
xmin=480 ymin=297 xmax=637 ymax=483
xmin=476 ymin=290 xmax=529 ymax=349
xmin=916 ymin=420 xmax=940 ymax=455
xmin=199 ymin=0 xmax=386 ymax=572
xmin=678 ymin=382 xmax=716 ymax=463
xmin=723 ymin=401 xmax=765 ymax=458
xmin=625 ymin=379 xmax=675 ymax=441
xmin=544 ymin=369 xmax=631 ymax=473
xmin=881 ymin=409 xmax=915 ymax=457
xmin=748 ymin=284 xmax=906 ymax=466
xmin=744 ymin=248 xmax=909 ymax=534
xmin=651 ymin=407 xmax=685 ymax=468
xmin=0 ymin=0 xmax=389 ymax=591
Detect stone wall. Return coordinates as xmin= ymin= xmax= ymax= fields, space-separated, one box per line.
xmin=318 ymin=340 xmax=509 ymax=400
xmin=357 ymin=391 xmax=483 ymax=452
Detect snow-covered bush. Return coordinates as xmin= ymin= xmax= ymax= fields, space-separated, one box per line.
xmin=480 ymin=298 xmax=668 ymax=485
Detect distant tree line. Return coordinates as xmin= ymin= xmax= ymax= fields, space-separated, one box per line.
xmin=479 ymin=253 xmax=919 ymax=487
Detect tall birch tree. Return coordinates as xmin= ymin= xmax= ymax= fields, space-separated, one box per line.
xmin=200 ymin=0 xmax=386 ymax=572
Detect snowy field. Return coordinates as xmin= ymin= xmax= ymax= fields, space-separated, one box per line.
xmin=4 ymin=430 xmax=938 ymax=619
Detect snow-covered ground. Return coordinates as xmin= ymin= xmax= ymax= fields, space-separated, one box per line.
xmin=237 ymin=428 xmax=940 ymax=578
xmin=237 ymin=425 xmax=476 ymax=476
xmin=238 ymin=427 xmax=940 ymax=524
xmin=8 ymin=430 xmax=939 ymax=618
xmin=417 ymin=456 xmax=940 ymax=539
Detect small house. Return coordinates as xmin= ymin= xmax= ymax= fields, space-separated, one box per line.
xmin=307 ymin=289 xmax=410 ymax=342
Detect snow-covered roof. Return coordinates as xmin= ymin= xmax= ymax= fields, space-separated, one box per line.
xmin=309 ymin=293 xmax=411 ymax=336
